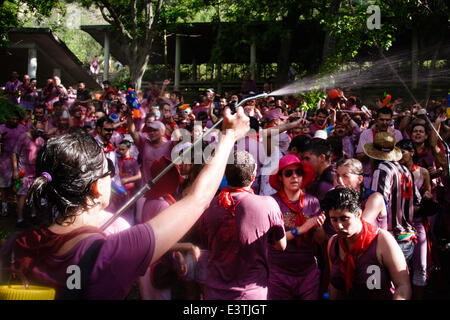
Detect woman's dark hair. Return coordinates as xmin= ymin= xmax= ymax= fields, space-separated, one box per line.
xmin=27 ymin=131 xmax=105 ymax=225
xmin=320 ymin=187 xmax=361 ymax=215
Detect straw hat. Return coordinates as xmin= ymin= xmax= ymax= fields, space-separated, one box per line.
xmin=363 ymin=132 xmax=402 ymax=162
xmin=269 ymin=154 xmax=315 ymax=191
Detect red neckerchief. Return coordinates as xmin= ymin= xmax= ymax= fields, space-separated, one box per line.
xmin=103 ymin=141 xmax=115 ymax=153
xmin=13 ymin=226 xmax=104 ymax=280
xmin=163 ymin=194 xmax=176 ymax=205
xmin=218 ymin=187 xmax=254 ymax=216
xmin=339 ymin=219 xmax=379 ymax=293
xmin=400 ymin=171 xmax=413 ymax=199
xmin=410 ymin=164 xmax=419 ymax=173
xmin=277 ymin=188 xmax=306 ymax=247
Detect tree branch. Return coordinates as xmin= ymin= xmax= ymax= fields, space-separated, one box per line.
xmin=145 ymin=0 xmax=164 ymax=50
xmin=96 ymin=0 xmax=132 ymax=42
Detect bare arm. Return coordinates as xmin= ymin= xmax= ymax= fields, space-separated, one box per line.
xmin=377 ymin=230 xmax=412 ymax=300
xmin=327 ymin=235 xmax=345 ymax=300
xmin=126 ymin=111 xmax=141 ymax=148
xmin=361 ymin=192 xmax=386 ymax=226
xmin=11 ymin=152 xmax=18 ymax=180
xmin=121 ymin=170 xmax=141 ymax=185
xmin=286 ymin=213 xmax=326 ymax=241
xmin=208 ymin=101 xmax=218 ymax=123
xmin=262 ymin=118 xmax=308 ymax=138
xmin=147 ymin=107 xmax=249 ymax=264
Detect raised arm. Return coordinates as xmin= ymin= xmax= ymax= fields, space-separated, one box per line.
xmin=361 ymin=192 xmax=386 ymax=226
xmin=126 ymin=111 xmax=141 ymax=148
xmin=377 ymin=230 xmax=412 ymax=300
xmin=147 ymin=107 xmax=250 ymax=264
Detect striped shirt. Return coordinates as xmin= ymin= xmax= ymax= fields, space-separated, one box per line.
xmin=371 ymin=161 xmax=421 ymax=239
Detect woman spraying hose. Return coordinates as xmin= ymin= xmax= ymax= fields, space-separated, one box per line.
xmin=8 ymin=107 xmax=249 ymax=299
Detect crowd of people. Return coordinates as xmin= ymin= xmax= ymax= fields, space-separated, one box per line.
xmin=0 ymin=69 xmax=449 ymax=300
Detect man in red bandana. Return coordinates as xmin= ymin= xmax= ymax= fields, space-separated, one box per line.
xmin=323 ymin=187 xmax=411 ymax=300
xmin=198 ymin=150 xmax=286 ymax=300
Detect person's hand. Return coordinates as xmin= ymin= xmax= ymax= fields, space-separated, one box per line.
xmin=298 ymin=213 xmax=326 ymax=234
xmin=163 ymin=79 xmax=171 ymax=86
xmin=221 ymin=106 xmax=250 ymax=141
xmin=293 ymin=118 xmax=309 ymax=128
xmin=435 ymin=112 xmax=448 ymax=124
xmin=393 ymin=98 xmax=404 ymax=106
xmin=427 ymin=166 xmax=438 ymax=177
xmin=423 ymin=190 xmax=433 ymax=200
xmin=190 ymin=244 xmax=201 ymax=263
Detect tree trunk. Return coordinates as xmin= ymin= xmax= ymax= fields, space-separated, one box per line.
xmin=411 ymin=26 xmax=419 ymax=90
xmin=129 ymin=52 xmax=149 ymax=90
xmin=321 ymin=0 xmax=342 ymax=66
xmin=424 ymin=36 xmax=443 ymax=106
xmin=276 ymin=31 xmax=292 ymax=86
xmin=275 ymin=5 xmax=303 ymax=87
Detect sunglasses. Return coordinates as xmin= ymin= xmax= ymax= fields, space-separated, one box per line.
xmin=103 ymin=128 xmax=114 ymax=132
xmin=282 ymin=168 xmax=303 ymax=178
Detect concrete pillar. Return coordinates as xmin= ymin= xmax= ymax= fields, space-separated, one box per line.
xmin=104 ymin=32 xmax=110 ymax=81
xmin=28 ymin=47 xmax=37 ymax=79
xmin=174 ymin=35 xmax=181 ymax=88
xmin=192 ymin=59 xmax=197 ymax=81
xmin=250 ymin=39 xmax=256 ymax=81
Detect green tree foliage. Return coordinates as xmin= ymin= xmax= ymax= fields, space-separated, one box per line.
xmin=72 ymin=0 xmax=165 ymax=89
xmin=0 ymin=0 xmax=63 ymax=50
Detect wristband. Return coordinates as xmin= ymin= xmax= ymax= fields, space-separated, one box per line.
xmin=291 ymin=227 xmax=299 ymax=238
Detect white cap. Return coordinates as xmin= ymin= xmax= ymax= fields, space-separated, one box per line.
xmin=314 ymin=130 xmax=327 ymax=140
xmin=148 ymin=120 xmax=166 ymax=131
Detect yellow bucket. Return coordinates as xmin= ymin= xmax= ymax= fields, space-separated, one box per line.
xmin=0 ymin=285 xmax=55 ymax=300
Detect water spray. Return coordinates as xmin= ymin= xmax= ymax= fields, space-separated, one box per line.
xmin=100 ymin=92 xmax=268 ymax=231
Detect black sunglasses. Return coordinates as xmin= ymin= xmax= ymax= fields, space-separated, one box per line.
xmin=103 ymin=128 xmax=114 ymax=132
xmin=283 ymin=168 xmax=303 ymax=178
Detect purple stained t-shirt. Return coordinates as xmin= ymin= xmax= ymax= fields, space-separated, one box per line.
xmin=199 ymin=192 xmax=285 ymax=298
xmin=0 ymin=124 xmax=28 ymax=187
xmin=269 ymin=192 xmax=321 ymax=276
xmin=140 ymin=197 xmax=171 ymax=223
xmin=29 ymin=223 xmax=155 ymax=300
xmin=13 ymin=132 xmax=45 ymax=177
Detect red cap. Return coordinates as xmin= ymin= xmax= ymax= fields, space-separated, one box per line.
xmin=327 ymin=89 xmax=342 ymax=101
